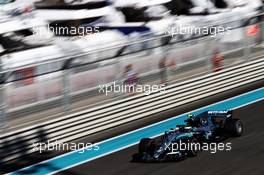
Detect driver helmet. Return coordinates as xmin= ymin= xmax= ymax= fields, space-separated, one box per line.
xmin=187 ymin=114 xmax=194 ymax=118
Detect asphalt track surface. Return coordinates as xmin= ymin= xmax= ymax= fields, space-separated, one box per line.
xmin=57 ymin=100 xmax=264 ymax=175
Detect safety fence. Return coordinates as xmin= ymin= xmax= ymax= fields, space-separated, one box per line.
xmin=0 ymin=13 xmax=264 ymax=131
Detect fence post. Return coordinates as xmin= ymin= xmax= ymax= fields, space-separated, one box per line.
xmin=261 ymin=19 xmax=264 ymax=44
xmin=0 ymin=59 xmax=7 ymax=133
xmin=243 ymin=27 xmax=251 ymax=61
xmin=205 ymin=37 xmax=214 ymax=72
xmin=62 ymin=69 xmax=71 ymax=113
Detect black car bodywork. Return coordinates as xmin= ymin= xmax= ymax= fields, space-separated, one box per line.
xmin=132 ymin=110 xmax=243 ymax=162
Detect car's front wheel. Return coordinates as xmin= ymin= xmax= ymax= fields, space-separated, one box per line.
xmin=186 ymin=138 xmax=199 ymax=157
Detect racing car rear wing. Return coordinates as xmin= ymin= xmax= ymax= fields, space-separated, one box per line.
xmin=196 ymin=110 xmax=233 ymax=118
xmin=207 ymin=110 xmax=232 ymax=118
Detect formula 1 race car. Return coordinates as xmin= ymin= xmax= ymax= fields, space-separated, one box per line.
xmin=132 ymin=110 xmax=243 ymax=162
xmin=184 ymin=110 xmax=243 ymax=140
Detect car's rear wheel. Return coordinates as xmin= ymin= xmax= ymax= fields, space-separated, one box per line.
xmin=138 ymin=138 xmax=155 ymax=155
xmin=224 ymin=119 xmax=243 ymax=137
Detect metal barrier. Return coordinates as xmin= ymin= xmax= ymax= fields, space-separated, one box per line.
xmin=1 ymin=13 xmax=264 ymax=127
xmin=0 ymin=56 xmax=264 ymax=163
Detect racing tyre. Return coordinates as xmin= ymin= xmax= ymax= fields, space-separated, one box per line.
xmin=187 ymin=138 xmax=199 ymax=157
xmin=225 ymin=119 xmax=243 ymax=137
xmin=138 ymin=138 xmax=155 ymax=155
